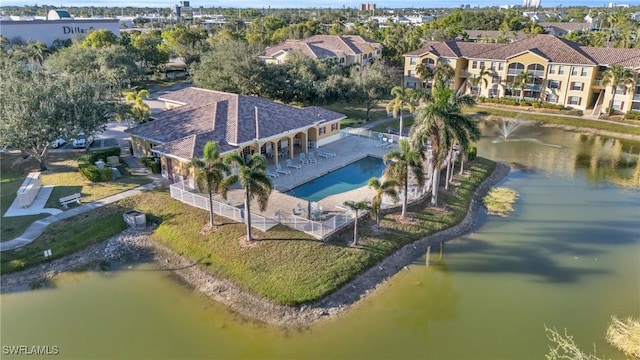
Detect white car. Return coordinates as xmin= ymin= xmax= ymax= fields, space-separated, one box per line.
xmin=51 ymin=138 xmax=66 ymax=149
xmin=72 ymin=138 xmax=86 ymax=149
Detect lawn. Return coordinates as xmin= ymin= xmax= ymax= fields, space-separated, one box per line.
xmin=323 ymin=102 xmax=391 ymax=128
xmin=369 ymin=114 xmax=415 ymax=133
xmin=0 ymin=151 xmax=151 ymax=242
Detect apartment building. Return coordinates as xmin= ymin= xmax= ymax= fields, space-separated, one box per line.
xmin=403 ymin=34 xmax=640 ymax=114
xmin=261 ymin=35 xmax=383 ymax=66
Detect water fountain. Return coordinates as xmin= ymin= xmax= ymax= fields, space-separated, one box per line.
xmin=498 ymin=119 xmax=522 ymax=139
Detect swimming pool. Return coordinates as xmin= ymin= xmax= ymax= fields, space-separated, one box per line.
xmin=286 ymin=156 xmax=386 ymax=202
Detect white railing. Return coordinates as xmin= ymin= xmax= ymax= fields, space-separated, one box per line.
xmin=341 ymin=128 xmax=402 ymax=143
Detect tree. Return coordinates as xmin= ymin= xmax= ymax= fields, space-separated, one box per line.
xmin=188 ymin=141 xmax=231 ymax=228
xmin=470 ymin=66 xmax=491 ymax=98
xmin=81 ymin=29 xmax=119 ymax=48
xmin=602 ymin=64 xmax=635 ymax=115
xmin=512 ymin=71 xmax=534 ymax=100
xmin=416 ymin=62 xmax=434 ymax=88
xmin=349 ymin=62 xmax=396 ymax=121
xmin=386 ymin=86 xmax=415 ymax=139
xmin=367 ymin=177 xmax=399 ymax=226
xmin=383 ymin=139 xmax=424 ymax=217
xmin=130 ymin=32 xmax=170 ymax=72
xmin=433 ymin=62 xmax=455 ymax=84
xmin=410 ymin=79 xmax=479 ymax=206
xmin=124 ymin=89 xmax=152 ymax=125
xmin=222 ymin=152 xmax=273 ymax=241
xmin=343 ymin=200 xmax=369 ymax=246
xmin=0 ymin=60 xmax=116 ymax=170
xmin=162 ymin=24 xmax=209 ymax=71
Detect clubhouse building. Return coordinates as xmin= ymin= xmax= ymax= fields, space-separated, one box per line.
xmin=126 ymin=88 xmax=345 ymax=182
xmin=403 ymin=34 xmax=640 ymax=115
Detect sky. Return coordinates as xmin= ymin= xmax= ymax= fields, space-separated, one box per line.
xmin=0 ymin=0 xmax=617 ymax=8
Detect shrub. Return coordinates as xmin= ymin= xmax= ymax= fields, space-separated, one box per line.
xmin=149 ymin=161 xmax=161 ymax=174
xmin=625 ymin=111 xmax=640 ymax=120
xmin=468 ymin=146 xmax=477 ymax=161
xmin=77 ymin=147 xmax=120 ymax=182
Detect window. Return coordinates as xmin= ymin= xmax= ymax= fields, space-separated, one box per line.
xmin=407 ymin=70 xmax=416 ymax=77
xmin=409 ymin=57 xmax=417 ymax=65
xmin=498 ymin=62 xmax=504 ymax=71
xmin=581 ymin=67 xmax=588 ymax=77
xmin=479 ymin=61 xmax=485 ymax=69
xmin=548 ymin=80 xmax=561 ymax=89
xmin=612 ymin=100 xmax=624 ymax=111
xmin=570 ymin=82 xmax=584 ymax=91
xmin=489 ymin=86 xmax=499 ymax=97
xmin=558 ymin=66 xmax=565 ymax=75
xmin=331 ymin=123 xmax=339 ymax=131
xmin=472 ymin=60 xmax=478 ymax=69
xmin=546 ymin=93 xmax=558 ymax=103
xmin=615 ymin=85 xmax=627 ymax=95
xmin=571 ymin=67 xmax=579 ymax=76
xmin=319 ymin=127 xmax=326 ymax=135
xmin=568 ymin=96 xmax=582 ymax=105
xmin=507 ymin=62 xmax=525 ymax=75
xmin=492 ymin=75 xmax=500 ymax=84
xmin=340 ymin=58 xmax=345 ymax=64
xmin=549 ymin=65 xmax=556 ymax=74
xmin=490 ymin=62 xmax=496 ymax=70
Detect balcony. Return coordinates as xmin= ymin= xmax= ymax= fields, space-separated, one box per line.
xmin=592 ymin=78 xmax=604 ymax=87
xmin=528 ymin=70 xmax=545 ymax=77
xmin=633 ymin=94 xmax=640 ymax=101
xmin=459 ymin=70 xmax=471 ymax=78
xmin=507 ymin=69 xmax=524 ymax=76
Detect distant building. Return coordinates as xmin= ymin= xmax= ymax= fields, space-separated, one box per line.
xmin=261 ymin=35 xmax=382 ymax=66
xmin=359 ymin=3 xmax=376 ymax=11
xmin=0 ymin=9 xmax=120 ymax=46
xmin=523 ymin=0 xmax=541 ymax=8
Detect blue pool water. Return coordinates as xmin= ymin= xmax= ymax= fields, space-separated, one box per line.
xmin=286 ymin=156 xmax=386 ymax=202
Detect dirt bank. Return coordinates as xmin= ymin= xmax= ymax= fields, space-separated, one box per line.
xmin=1 ymin=163 xmax=510 ymax=327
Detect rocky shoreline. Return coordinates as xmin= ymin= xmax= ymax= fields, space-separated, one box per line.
xmin=1 ymin=162 xmax=510 ymax=327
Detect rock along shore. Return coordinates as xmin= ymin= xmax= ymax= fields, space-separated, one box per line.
xmin=1 ymin=162 xmax=510 ymax=327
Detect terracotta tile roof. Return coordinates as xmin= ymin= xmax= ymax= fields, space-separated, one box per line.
xmin=581 ymin=47 xmax=640 ymax=68
xmin=460 ymin=30 xmax=527 ymax=42
xmin=404 ymin=41 xmax=501 ymax=58
xmin=263 ymin=35 xmax=382 ymax=60
xmin=538 ymin=22 xmax=592 ymax=33
xmin=127 ymin=87 xmax=346 ymax=161
xmin=469 ymin=34 xmax=598 ymax=65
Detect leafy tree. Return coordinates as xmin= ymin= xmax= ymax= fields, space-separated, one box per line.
xmin=511 ymin=71 xmax=534 ymax=100
xmin=0 ymin=60 xmax=116 ymax=170
xmin=383 ymin=139 xmax=424 ymax=217
xmin=162 ymin=24 xmax=209 ymax=71
xmin=433 ymin=62 xmax=455 ymax=84
xmin=349 ymin=62 xmax=396 ymax=121
xmin=81 ymin=29 xmax=119 ymax=48
xmin=222 ymin=153 xmax=273 ymax=241
xmin=188 ymin=141 xmax=231 ymax=228
xmin=343 ymin=200 xmax=369 ymax=246
xmin=367 ymin=177 xmax=399 ymax=226
xmin=124 ymin=89 xmax=151 ymax=125
xmin=602 ymin=64 xmax=635 ymax=115
xmin=386 ymin=86 xmax=415 ymax=138
xmin=130 ymin=31 xmax=171 ymax=71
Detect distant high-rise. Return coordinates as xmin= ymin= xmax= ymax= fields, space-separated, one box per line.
xmin=358 ymin=3 xmax=376 ymax=11
xmin=523 ymin=0 xmax=541 ymax=7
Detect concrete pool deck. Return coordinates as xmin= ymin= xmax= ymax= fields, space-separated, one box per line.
xmin=207 ymin=136 xmax=398 ymax=220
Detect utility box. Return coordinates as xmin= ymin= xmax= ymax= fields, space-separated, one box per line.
xmin=123 ymin=210 xmax=146 ymax=229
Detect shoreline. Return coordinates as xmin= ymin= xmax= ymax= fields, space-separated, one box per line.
xmin=0 ymin=162 xmax=510 ymax=326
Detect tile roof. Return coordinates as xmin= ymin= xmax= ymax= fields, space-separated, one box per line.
xmin=404 ymin=41 xmax=501 ymax=58
xmin=581 ymin=47 xmax=640 ymax=68
xmin=127 ymin=87 xmax=346 ymax=161
xmin=263 ymin=35 xmax=382 ymax=60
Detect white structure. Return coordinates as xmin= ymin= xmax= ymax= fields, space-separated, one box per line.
xmin=0 ymin=17 xmax=120 ymax=46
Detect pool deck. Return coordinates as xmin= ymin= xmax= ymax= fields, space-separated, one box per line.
xmin=210 ymin=136 xmax=398 ymax=220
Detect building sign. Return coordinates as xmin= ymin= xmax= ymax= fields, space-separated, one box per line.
xmin=63 ymin=25 xmax=95 ymax=34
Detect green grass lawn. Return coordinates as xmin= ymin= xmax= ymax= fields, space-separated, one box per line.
xmin=370 ymin=115 xmax=415 ymax=133
xmin=323 ymin=102 xmax=390 ymax=128
xmin=0 ymin=151 xmax=151 ymax=242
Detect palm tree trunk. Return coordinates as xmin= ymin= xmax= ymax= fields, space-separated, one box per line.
xmin=244 ymin=190 xmax=252 ymax=241
xmin=402 ymin=173 xmax=408 ymax=217
xmin=608 ymin=86 xmax=616 ymax=115
xmin=459 ymin=156 xmax=465 ymax=175
xmin=208 ymin=190 xmax=215 ymax=226
xmin=353 ymin=216 xmax=358 ymax=246
xmin=445 ymin=149 xmax=453 ymax=190
xmin=398 ymin=111 xmax=404 ymax=139
xmin=431 ymin=168 xmax=440 ymax=206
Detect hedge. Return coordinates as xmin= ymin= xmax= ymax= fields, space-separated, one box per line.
xmin=78 ymin=147 xmax=122 ymax=182
xmin=625 ymin=111 xmax=640 ymax=121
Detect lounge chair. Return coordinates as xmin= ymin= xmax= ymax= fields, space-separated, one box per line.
xmin=275 ymin=163 xmax=291 ymax=175
xmin=308 ymin=152 xmax=318 ymax=163
xmin=376 ymin=137 xmax=388 ymax=147
xmin=383 ymin=139 xmax=394 ymax=149
xmin=300 ymin=153 xmax=309 ymax=164
xmin=266 ymin=169 xmax=279 ymax=178
xmin=318 ymin=149 xmax=336 ymax=158
xmin=286 ymin=159 xmax=302 ymax=169
xmin=317 ymin=151 xmax=331 ymax=159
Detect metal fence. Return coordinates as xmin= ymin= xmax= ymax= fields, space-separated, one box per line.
xmin=169 ymin=180 xmax=355 ymax=239
xmin=340 ymin=128 xmax=402 ymax=143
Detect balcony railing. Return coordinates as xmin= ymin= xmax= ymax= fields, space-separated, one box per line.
xmin=593 ymin=79 xmax=604 ymax=87
xmin=633 ymin=94 xmax=640 ymax=101
xmin=459 ymin=70 xmax=471 ymax=78
xmin=528 ymin=70 xmax=545 ymax=77
xmin=507 ymin=69 xmax=524 ymax=76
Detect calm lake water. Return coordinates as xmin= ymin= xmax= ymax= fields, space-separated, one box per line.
xmin=1 ymin=122 xmax=639 ymax=359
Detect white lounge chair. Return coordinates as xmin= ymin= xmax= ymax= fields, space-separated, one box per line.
xmin=318 ymin=149 xmax=336 ymax=158
xmin=300 ymin=153 xmax=309 ymax=164
xmin=286 ymin=159 xmax=301 ymax=169
xmin=308 ymin=152 xmax=318 ymax=163
xmin=317 ymin=151 xmax=331 ymax=159
xmin=376 ymin=137 xmax=388 ymax=147
xmin=383 ymin=139 xmax=394 ymax=149
xmin=266 ymin=169 xmax=279 ymax=178
xmin=275 ymin=163 xmax=291 ymax=175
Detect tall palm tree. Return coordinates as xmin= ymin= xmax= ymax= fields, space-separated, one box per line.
xmin=383 ymin=139 xmax=425 ymax=217
xmin=511 ymin=72 xmax=534 ymax=101
xmin=343 ymin=200 xmax=369 ymax=246
xmin=416 ymin=62 xmax=434 ymax=88
xmin=470 ymin=66 xmax=491 ymax=99
xmin=410 ymin=79 xmax=480 ymax=206
xmin=387 ymin=86 xmax=415 ymax=139
xmin=188 ymin=141 xmax=231 ymax=228
xmin=125 ymin=88 xmax=151 ymax=125
xmin=602 ymin=64 xmax=635 ymax=115
xmin=433 ymin=62 xmax=455 ymax=84
xmin=367 ymin=177 xmax=399 ymax=226
xmin=223 ymin=152 xmax=273 ymax=241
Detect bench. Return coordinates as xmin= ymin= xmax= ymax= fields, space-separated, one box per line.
xmin=59 ymin=193 xmax=81 ymax=208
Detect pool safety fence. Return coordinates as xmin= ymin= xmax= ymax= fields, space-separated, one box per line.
xmin=340 ymin=129 xmax=401 ymax=143
xmin=169 ymin=180 xmax=355 ymax=239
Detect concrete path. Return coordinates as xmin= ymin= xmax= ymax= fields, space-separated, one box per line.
xmin=3 ymin=186 xmax=62 ymax=217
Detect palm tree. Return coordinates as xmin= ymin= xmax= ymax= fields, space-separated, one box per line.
xmin=470 ymin=66 xmax=491 ymax=99
xmin=511 ymin=72 xmax=534 ymax=101
xmin=343 ymin=200 xmax=369 ymax=246
xmin=410 ymin=79 xmax=480 ymax=206
xmin=416 ymin=62 xmax=434 ymax=88
xmin=188 ymin=141 xmax=231 ymax=228
xmin=124 ymin=88 xmax=151 ymax=125
xmin=223 ymin=152 xmax=273 ymax=241
xmin=602 ymin=64 xmax=635 ymax=115
xmin=383 ymin=139 xmax=425 ymax=217
xmin=386 ymin=86 xmax=415 ymax=139
xmin=433 ymin=62 xmax=455 ymax=84
xmin=367 ymin=177 xmax=399 ymax=226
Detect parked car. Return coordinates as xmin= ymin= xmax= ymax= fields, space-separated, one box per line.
xmin=51 ymin=138 xmax=66 ymax=149
xmin=72 ymin=138 xmax=86 ymax=149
